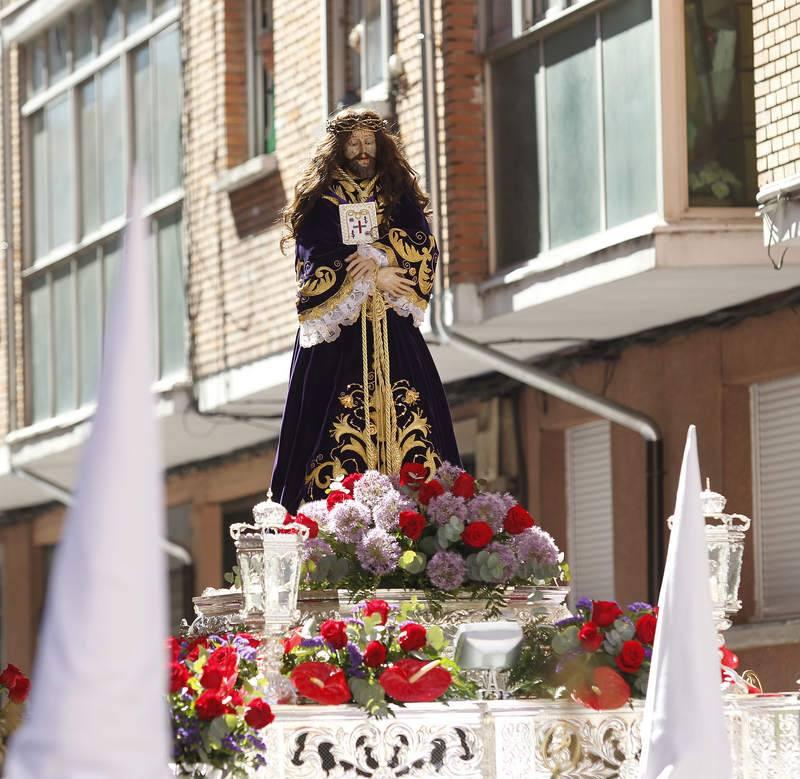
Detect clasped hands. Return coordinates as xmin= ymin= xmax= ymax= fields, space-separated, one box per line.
xmin=346 ymin=250 xmax=414 ymax=298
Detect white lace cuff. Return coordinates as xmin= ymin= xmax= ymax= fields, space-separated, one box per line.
xmin=385 ymin=294 xmax=427 ymax=327
xmin=299 ymin=276 xmax=376 ymax=347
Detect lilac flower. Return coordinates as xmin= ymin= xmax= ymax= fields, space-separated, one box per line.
xmin=373 ymin=488 xmax=415 ymax=532
xmin=353 ymin=470 xmax=394 ymax=508
xmin=248 ymin=735 xmax=267 ymax=751
xmin=627 ymin=601 xmax=653 ymax=613
xmin=302 ymin=537 xmax=334 ymax=562
xmin=328 ymin=500 xmax=373 ymax=543
xmin=512 ymin=527 xmax=560 ymax=566
xmin=232 ymin=635 xmax=258 ymax=663
xmin=427 ymin=492 xmax=468 ymax=527
xmin=356 ymin=528 xmax=401 ymax=576
xmin=221 ymin=734 xmax=243 ymax=753
xmin=500 ymin=493 xmax=516 ymax=512
xmin=298 ymin=499 xmax=331 ymax=527
xmin=346 ymin=642 xmax=366 ymax=678
xmin=435 ymin=461 xmax=464 ymax=489
xmin=466 ymin=493 xmax=508 ymax=531
xmin=486 ymin=541 xmax=519 ymax=581
xmin=426 ymin=550 xmax=467 ymax=591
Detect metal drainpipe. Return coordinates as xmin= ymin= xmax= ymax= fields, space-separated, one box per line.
xmin=418 ymin=0 xmax=665 ymax=602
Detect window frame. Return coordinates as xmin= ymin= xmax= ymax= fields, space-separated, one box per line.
xmin=245 ymin=0 xmax=275 ymax=159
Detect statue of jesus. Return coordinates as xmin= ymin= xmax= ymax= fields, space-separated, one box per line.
xmin=270 ymin=109 xmax=461 ymax=513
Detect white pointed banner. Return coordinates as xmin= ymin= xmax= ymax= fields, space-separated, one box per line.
xmin=5 ymin=176 xmax=172 ymax=778
xmin=639 ymin=425 xmax=732 ymax=779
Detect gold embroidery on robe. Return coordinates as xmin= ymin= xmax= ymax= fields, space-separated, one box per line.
xmin=299 ymin=266 xmax=338 ymax=297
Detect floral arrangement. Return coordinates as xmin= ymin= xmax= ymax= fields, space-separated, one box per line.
xmin=688 ymin=160 xmax=743 ymax=202
xmin=292 ymin=462 xmax=567 ymax=610
xmin=168 ymin=633 xmax=275 ymax=777
xmin=281 ymin=598 xmax=474 ymax=717
xmin=0 ymin=664 xmax=30 ymax=766
xmin=509 ymin=598 xmax=658 ymax=710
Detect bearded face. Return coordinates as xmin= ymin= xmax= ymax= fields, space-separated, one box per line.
xmin=343 ymin=128 xmax=377 ymax=179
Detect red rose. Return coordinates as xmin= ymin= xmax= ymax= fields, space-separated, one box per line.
xmin=578 ymin=622 xmax=603 ymax=653
xmin=451 ymin=472 xmax=476 ymax=498
xmin=320 ymin=619 xmax=349 ymax=649
xmin=399 ymin=462 xmax=428 ymax=487
xmin=195 ymin=690 xmax=227 ymax=720
xmin=201 ymin=646 xmax=239 ymax=690
xmin=615 ymin=640 xmax=646 ymax=674
xmin=635 ymin=613 xmax=657 ymax=645
xmin=342 ymin=472 xmax=363 ymax=491
xmin=292 ymin=512 xmax=319 ymax=539
xmin=398 ymin=622 xmax=427 ymax=652
xmin=186 ymin=636 xmax=209 ymax=662
xmin=226 ymin=688 xmax=244 ymax=711
xmin=290 ymin=662 xmax=352 ymax=705
xmin=8 ymin=675 xmax=30 ymax=704
xmin=327 ymin=490 xmax=351 ymax=510
xmin=245 ymin=698 xmax=275 ymax=729
xmin=591 ymin=600 xmax=623 ymax=628
xmin=169 ymin=662 xmax=191 ymax=693
xmin=461 ymin=521 xmax=494 ymax=549
xmin=418 ymin=479 xmax=445 ymax=505
xmin=167 ymin=637 xmax=182 ymax=662
xmin=379 ymin=659 xmax=452 ymax=702
xmin=0 ymin=664 xmax=24 ymax=690
xmin=572 ymin=667 xmax=631 ymax=710
xmin=363 ymin=599 xmax=390 ymax=625
xmin=363 ymin=641 xmax=388 ymax=668
xmin=399 ymin=510 xmax=426 ymax=541
xmin=503 ymin=505 xmax=535 ymax=534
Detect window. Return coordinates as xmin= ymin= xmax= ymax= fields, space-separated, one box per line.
xmin=566 ymin=421 xmax=615 ymax=602
xmin=490 ymin=0 xmax=657 ymax=270
xmin=327 ymin=0 xmax=392 ymax=111
xmin=685 ymin=0 xmax=755 ymax=207
xmin=247 ymin=0 xmax=275 ymax=157
xmin=167 ymin=505 xmax=194 ymax=632
xmin=751 ymin=374 xmax=800 ymax=619
xmin=22 ymin=1 xmax=184 ymax=424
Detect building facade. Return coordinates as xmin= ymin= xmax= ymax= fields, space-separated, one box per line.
xmin=0 ymin=0 xmax=798 ymax=691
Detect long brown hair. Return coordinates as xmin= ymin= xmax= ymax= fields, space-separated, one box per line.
xmin=280 ymin=109 xmax=431 ymax=253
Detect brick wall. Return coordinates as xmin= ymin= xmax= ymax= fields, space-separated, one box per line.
xmin=753 ymin=0 xmax=800 ymax=188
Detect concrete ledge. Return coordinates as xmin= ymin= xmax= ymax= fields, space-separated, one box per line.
xmin=726 ymin=619 xmax=800 ymax=651
xmin=212 ymin=154 xmax=278 ymax=195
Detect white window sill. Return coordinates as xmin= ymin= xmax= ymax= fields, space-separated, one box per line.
xmin=724 ymin=618 xmax=800 ymax=651
xmin=212 ymin=154 xmax=278 ymax=195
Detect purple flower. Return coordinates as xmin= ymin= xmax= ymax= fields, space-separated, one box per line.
xmin=301 ymin=637 xmax=325 ymax=648
xmin=328 ymin=500 xmax=373 ymax=543
xmin=644 ymin=646 xmax=653 ymax=660
xmin=426 ymin=550 xmax=467 ymax=591
xmin=298 ymin=499 xmax=331 ymax=527
xmin=576 ymin=597 xmax=592 ymax=610
xmin=554 ymin=616 xmax=581 ymax=629
xmin=373 ymin=489 xmax=415 ymax=532
xmin=435 ymin=461 xmax=464 ymax=489
xmin=302 ymin=537 xmax=334 ymax=562
xmin=427 ymin=492 xmax=468 ymax=527
xmin=627 ymin=601 xmax=653 ymax=613
xmin=512 ymin=527 xmax=560 ymax=566
xmin=232 ymin=635 xmax=258 ymax=662
xmin=466 ymin=493 xmax=508 ymax=532
xmin=353 ymin=470 xmax=394 ymax=508
xmin=346 ymin=642 xmax=366 ymax=678
xmin=356 ymin=528 xmax=401 ymax=576
xmin=486 ymin=541 xmax=519 ymax=581
xmin=221 ymin=734 xmax=243 ymax=753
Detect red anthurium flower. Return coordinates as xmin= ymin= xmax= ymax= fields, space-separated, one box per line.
xmin=615 ymin=640 xmax=646 ymax=674
xmin=169 ymin=661 xmax=191 ymax=693
xmin=578 ymin=622 xmax=604 ymax=653
xmin=195 ymin=690 xmax=227 ymax=720
xmin=572 ymin=666 xmax=631 ymax=710
xmin=342 ymin=472 xmax=363 ymax=491
xmin=503 ymin=505 xmax=535 ymax=534
xmin=283 ymin=629 xmax=303 ymax=654
xmin=363 ymin=641 xmax=388 ymax=668
xmin=8 ymin=675 xmax=30 ymax=704
xmin=379 ymin=659 xmax=452 ymax=702
xmin=327 ymin=490 xmax=351 ymax=510
xmin=363 ymin=599 xmax=390 ymax=625
xmin=399 ymin=462 xmax=428 ymax=487
xmin=320 ymin=619 xmax=349 ymax=649
xmin=290 ymin=662 xmax=352 ymax=705
xmin=399 ymin=510 xmax=426 ymax=541
xmin=418 ymin=479 xmax=445 ymax=505
xmin=245 ymin=698 xmax=275 ymax=729
xmin=461 ymin=521 xmax=493 ymax=549
xmin=720 ymin=646 xmax=739 ymax=670
xmin=635 ymin=613 xmax=657 ymax=645
xmin=591 ymin=600 xmax=623 ymax=628
xmin=237 ymin=633 xmax=261 ymax=649
xmin=451 ymin=472 xmax=476 ymax=499
xmin=398 ymin=623 xmax=427 ymax=652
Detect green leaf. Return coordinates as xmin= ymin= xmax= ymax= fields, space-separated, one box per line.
xmin=349 ymin=677 xmax=391 ymax=718
xmin=552 ymin=625 xmax=579 ymax=656
xmin=399 ymin=550 xmax=427 ymax=574
xmin=207 ymin=716 xmax=230 ymax=749
xmin=426 ymin=625 xmax=446 ymax=652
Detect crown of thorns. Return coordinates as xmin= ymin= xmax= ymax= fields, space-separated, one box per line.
xmin=325 ymin=113 xmax=391 ymax=135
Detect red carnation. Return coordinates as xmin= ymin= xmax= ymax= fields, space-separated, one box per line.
xmin=363 ymin=599 xmax=390 ymax=625
xmin=244 ymin=698 xmax=275 ymax=729
xmin=635 ymin=613 xmax=657 ymax=645
xmin=169 ymin=661 xmax=191 ymax=693
xmin=418 ymin=479 xmax=445 ymax=505
xmin=461 ymin=521 xmax=494 ymax=549
xmin=342 ymin=472 xmax=363 ymax=491
xmin=503 ymin=504 xmax=535 ymax=534
xmin=290 ymin=662 xmax=352 ymax=705
xmin=195 ymin=690 xmax=227 ymax=720
xmin=292 ymin=512 xmax=319 ymax=539
xmin=615 ymin=640 xmax=646 ymax=674
xmin=398 ymin=622 xmax=427 ymax=652
xmin=578 ymin=622 xmax=604 ymax=653
xmin=363 ymin=641 xmax=388 ymax=668
xmin=399 ymin=462 xmax=428 ymax=487
xmin=8 ymin=675 xmax=30 ymax=704
xmin=399 ymin=510 xmax=426 ymax=541
xmin=451 ymin=472 xmax=476 ymax=498
xmin=572 ymin=667 xmax=631 ymax=710
xmin=320 ymin=619 xmax=349 ymax=649
xmin=327 ymin=490 xmax=351 ymax=510
xmin=591 ymin=600 xmax=623 ymax=628
xmin=379 ymin=659 xmax=452 ymax=702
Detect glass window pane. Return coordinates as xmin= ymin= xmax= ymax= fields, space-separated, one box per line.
xmin=157 ymin=211 xmax=185 ymax=377
xmin=32 ymin=111 xmax=49 ymax=259
xmin=98 ymin=0 xmax=121 ymax=51
xmin=545 ymin=16 xmax=600 ymax=247
xmin=133 ymin=46 xmax=152 ymax=195
xmin=48 ymin=21 xmax=70 ymax=83
xmin=155 ymin=0 xmax=177 ymax=14
xmin=103 ymin=237 xmax=122 ymax=312
xmin=492 ymin=45 xmax=542 ymax=269
xmin=128 ymin=0 xmax=150 ymax=32
xmin=78 ymin=251 xmax=102 ymax=406
xmin=99 ymin=62 xmax=125 ymax=220
xmin=30 ymin=37 xmax=46 ymax=94
xmin=74 ymin=6 xmax=95 ymax=69
xmin=364 ymin=0 xmax=383 ymax=90
xmin=79 ymin=80 xmax=99 ymax=235
xmin=685 ymin=0 xmax=756 ymax=206
xmin=47 ymin=95 xmax=75 ymax=249
xmin=153 ymin=27 xmax=182 ymax=195
xmin=53 ymin=264 xmax=76 ymax=414
xmin=602 ymin=0 xmax=657 ymax=227
xmin=490 ymin=1 xmax=513 ymax=37
xmin=29 ymin=275 xmax=51 ymax=422
xmin=264 ymin=67 xmax=275 ymax=154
